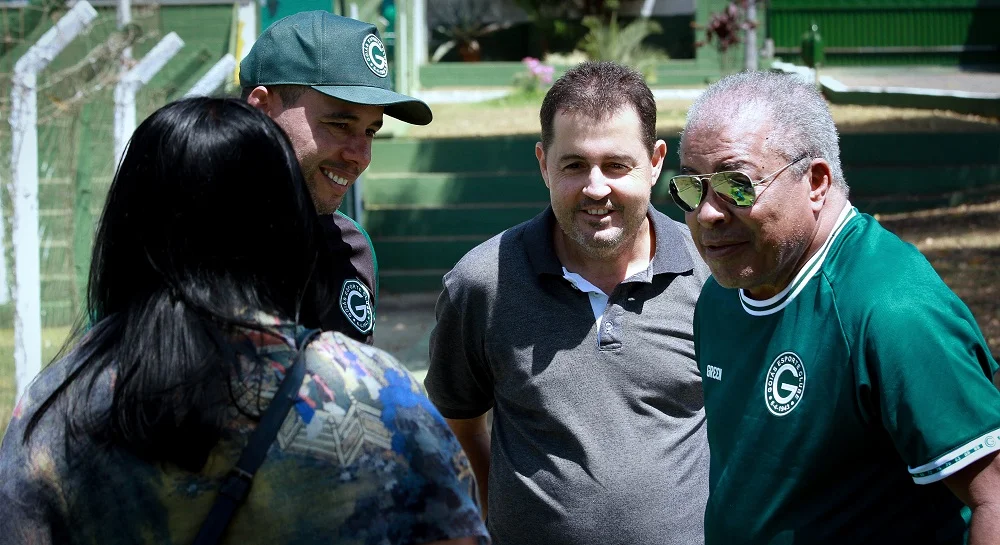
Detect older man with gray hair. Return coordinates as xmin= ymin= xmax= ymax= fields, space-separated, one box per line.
xmin=671 ymin=71 xmax=1000 ymax=545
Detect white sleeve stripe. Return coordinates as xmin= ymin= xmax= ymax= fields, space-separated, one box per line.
xmin=908 ymin=428 xmax=1000 ymax=485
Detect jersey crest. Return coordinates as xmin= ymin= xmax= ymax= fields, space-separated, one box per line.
xmin=764 ymin=351 xmax=805 ymax=416
xmin=340 ymin=279 xmax=374 ymax=334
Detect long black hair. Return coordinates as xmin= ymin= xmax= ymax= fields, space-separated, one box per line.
xmin=24 ymin=98 xmax=336 ymax=470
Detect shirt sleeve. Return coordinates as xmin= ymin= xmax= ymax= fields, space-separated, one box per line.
xmin=319 ymin=212 xmax=377 ymax=345
xmin=360 ymin=354 xmax=489 ymax=544
xmin=424 ymin=277 xmax=496 ymax=420
xmin=862 ymin=287 xmax=1000 ymax=485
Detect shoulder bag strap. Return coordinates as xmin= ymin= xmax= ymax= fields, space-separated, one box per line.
xmin=191 ymin=328 xmax=323 ymax=545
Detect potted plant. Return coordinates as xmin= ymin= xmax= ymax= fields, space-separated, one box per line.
xmin=430 ymin=0 xmax=511 ymax=62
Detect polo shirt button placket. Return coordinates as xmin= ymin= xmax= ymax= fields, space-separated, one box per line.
xmin=600 ymin=316 xmax=620 ymax=348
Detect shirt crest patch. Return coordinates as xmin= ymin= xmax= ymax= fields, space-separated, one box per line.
xmin=765 ymin=351 xmax=805 ymax=416
xmin=340 ymin=279 xmax=374 ymax=334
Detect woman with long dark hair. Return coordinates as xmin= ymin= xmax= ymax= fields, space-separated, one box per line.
xmin=0 ymin=98 xmax=488 ymax=545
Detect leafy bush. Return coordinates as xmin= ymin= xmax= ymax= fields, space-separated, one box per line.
xmin=577 ymin=11 xmax=668 ymax=82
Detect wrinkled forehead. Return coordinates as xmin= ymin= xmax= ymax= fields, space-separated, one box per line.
xmin=680 ymin=109 xmax=776 ymax=168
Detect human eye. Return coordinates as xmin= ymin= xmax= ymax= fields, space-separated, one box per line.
xmin=604 ymin=162 xmax=632 ymax=175
xmin=562 ymin=161 xmax=584 ymax=171
xmin=365 ymin=128 xmax=378 ymax=138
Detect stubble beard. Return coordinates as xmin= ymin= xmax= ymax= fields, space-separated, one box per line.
xmin=712 ymin=233 xmax=811 ymax=295
xmin=301 ymin=160 xmax=342 ymax=215
xmin=556 ymin=204 xmax=646 ymax=261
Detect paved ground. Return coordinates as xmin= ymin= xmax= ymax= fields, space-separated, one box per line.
xmin=373 ymin=292 xmax=439 ymax=382
xmin=822 ymin=66 xmax=1000 ymax=94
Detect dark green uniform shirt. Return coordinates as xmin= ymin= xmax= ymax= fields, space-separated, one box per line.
xmin=322 ymin=211 xmax=378 ymax=344
xmin=697 ymin=206 xmax=1000 ymax=545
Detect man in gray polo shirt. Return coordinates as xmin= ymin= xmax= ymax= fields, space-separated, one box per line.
xmin=425 ymin=61 xmax=710 ymax=545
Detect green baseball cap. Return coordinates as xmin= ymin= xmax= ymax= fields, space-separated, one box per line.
xmin=240 ymin=11 xmax=432 ymax=125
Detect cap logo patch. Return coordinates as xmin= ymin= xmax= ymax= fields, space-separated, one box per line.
xmin=362 ymin=34 xmax=388 ymax=78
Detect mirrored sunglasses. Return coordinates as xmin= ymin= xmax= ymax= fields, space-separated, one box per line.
xmin=668 ymin=155 xmax=808 ymax=212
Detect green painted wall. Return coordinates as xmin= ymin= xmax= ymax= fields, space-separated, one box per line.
xmin=260 ymin=0 xmax=336 ymax=34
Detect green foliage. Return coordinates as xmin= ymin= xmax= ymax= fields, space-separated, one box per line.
xmin=578 ymin=11 xmax=668 ymax=82
xmin=512 ymin=0 xmax=614 ymax=55
xmin=429 ymin=0 xmax=510 ymax=62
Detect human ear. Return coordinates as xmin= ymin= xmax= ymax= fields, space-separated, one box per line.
xmin=535 ymin=142 xmax=550 ymax=189
xmin=247 ymin=86 xmax=280 ymax=117
xmin=807 ymin=159 xmax=833 ymax=212
xmin=650 ymin=139 xmax=668 ymax=186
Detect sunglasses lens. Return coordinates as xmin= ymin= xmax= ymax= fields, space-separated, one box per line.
xmin=670 ymin=176 xmax=703 ymax=212
xmin=713 ymin=172 xmax=756 ymax=207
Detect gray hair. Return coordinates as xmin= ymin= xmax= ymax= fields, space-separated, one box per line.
xmin=680 ymin=71 xmax=847 ymax=192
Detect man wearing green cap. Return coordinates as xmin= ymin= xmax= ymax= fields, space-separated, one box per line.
xmin=241 ymin=10 xmax=432 ymax=345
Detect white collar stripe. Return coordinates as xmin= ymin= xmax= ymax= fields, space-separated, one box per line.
xmin=739 ymin=205 xmax=857 ymax=316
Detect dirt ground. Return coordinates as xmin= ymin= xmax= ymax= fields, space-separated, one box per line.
xmin=877 ymin=193 xmax=1000 ymax=357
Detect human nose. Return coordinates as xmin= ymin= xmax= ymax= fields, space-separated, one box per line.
xmin=581 ymin=166 xmax=612 ymax=200
xmin=341 ymin=134 xmax=372 ymax=168
xmin=694 ymin=184 xmax=730 ymax=227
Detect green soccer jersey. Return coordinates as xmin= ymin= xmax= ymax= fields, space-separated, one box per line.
xmin=696 ymin=205 xmax=1000 ymax=545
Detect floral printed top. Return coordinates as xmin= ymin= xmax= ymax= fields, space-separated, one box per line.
xmin=0 ymin=317 xmax=488 ymax=545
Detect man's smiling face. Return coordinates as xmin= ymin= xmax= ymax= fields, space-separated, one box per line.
xmin=537 ymin=106 xmax=665 ymax=262
xmin=680 ymin=110 xmax=816 ymax=300
xmin=268 ymin=88 xmax=384 ymax=214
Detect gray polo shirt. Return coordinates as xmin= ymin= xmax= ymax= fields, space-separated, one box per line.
xmin=426 ymin=206 xmax=710 ymax=545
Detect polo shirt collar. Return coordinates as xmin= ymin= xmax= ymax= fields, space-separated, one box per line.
xmin=523 ymin=206 xmax=695 ymax=281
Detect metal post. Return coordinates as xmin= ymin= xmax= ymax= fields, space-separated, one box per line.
xmin=395 ymin=0 xmax=410 ymax=97
xmin=118 ymin=0 xmax=132 ymax=69
xmin=234 ymin=0 xmax=257 ymax=85
xmin=184 ymin=54 xmax=237 ymax=97
xmin=640 ymin=0 xmax=656 ymax=18
xmin=9 ymin=1 xmax=98 ymax=401
xmin=745 ymin=0 xmax=758 ymax=71
xmin=114 ymin=32 xmax=184 ymax=167
xmin=412 ymin=0 xmax=426 ymax=68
